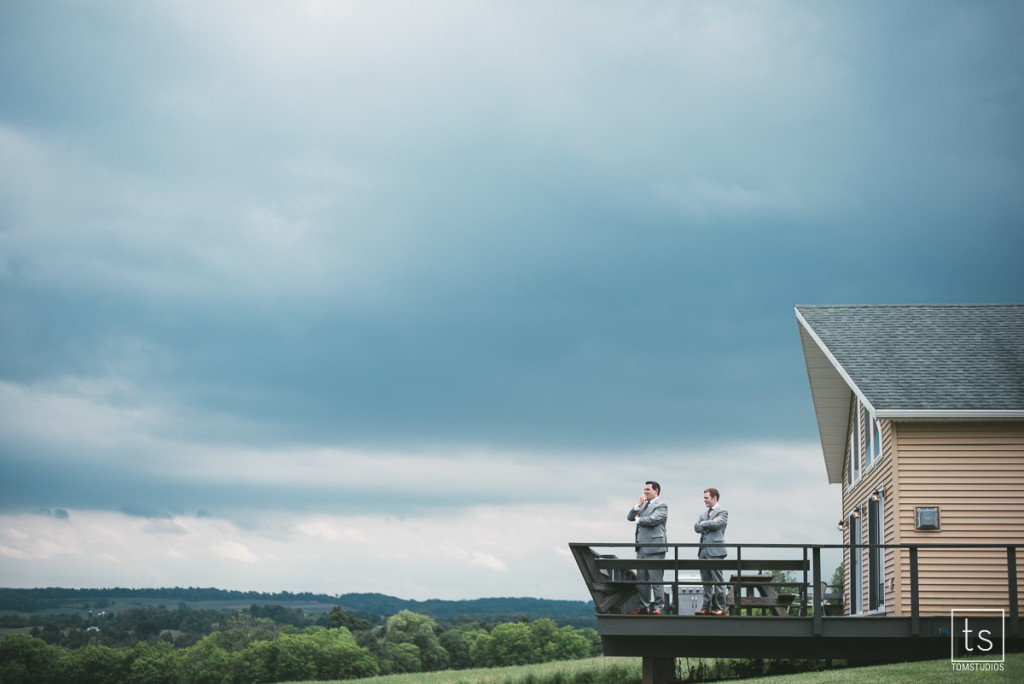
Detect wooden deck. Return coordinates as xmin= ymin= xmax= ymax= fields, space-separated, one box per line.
xmin=571 ymin=542 xmax=1022 ymax=684
xmin=596 ymin=613 xmax=1006 ymax=659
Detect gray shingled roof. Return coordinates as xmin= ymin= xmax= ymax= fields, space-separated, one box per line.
xmin=796 ymin=304 xmax=1024 ymax=412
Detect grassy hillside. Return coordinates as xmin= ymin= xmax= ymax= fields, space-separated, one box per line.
xmin=291 ymin=656 xmax=644 ymax=683
xmin=740 ymin=653 xmax=1022 ymax=683
xmin=286 ymin=653 xmax=1023 ymax=684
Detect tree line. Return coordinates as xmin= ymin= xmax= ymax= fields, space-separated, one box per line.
xmin=0 ymin=588 xmax=595 ymax=625
xmin=0 ymin=605 xmax=599 ymax=683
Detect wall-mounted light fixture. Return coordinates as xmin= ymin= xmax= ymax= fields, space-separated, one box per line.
xmin=852 ymin=506 xmax=861 ymax=519
xmin=837 ymin=519 xmax=848 ymax=532
xmin=871 ymin=488 xmax=883 ymax=502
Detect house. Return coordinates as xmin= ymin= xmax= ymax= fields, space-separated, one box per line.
xmin=795 ymin=304 xmax=1024 ymax=617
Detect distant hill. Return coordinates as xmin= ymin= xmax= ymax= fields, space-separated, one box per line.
xmin=0 ymin=587 xmax=596 ymax=625
xmin=334 ymin=592 xmax=594 ymax=620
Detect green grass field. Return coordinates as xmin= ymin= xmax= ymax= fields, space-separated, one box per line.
xmin=291 ymin=657 xmax=644 ymax=684
xmin=739 ymin=653 xmax=1022 ymax=683
xmin=286 ymin=653 xmax=1023 ymax=684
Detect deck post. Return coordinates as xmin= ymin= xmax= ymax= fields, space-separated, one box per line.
xmin=1008 ymin=546 xmax=1019 ymax=637
xmin=812 ymin=546 xmax=822 ymax=635
xmin=642 ymin=656 xmax=674 ymax=684
xmin=909 ymin=546 xmax=920 ymax=636
xmin=802 ymin=546 xmax=810 ymax=617
xmin=671 ymin=545 xmax=679 ymax=615
xmin=732 ymin=546 xmax=742 ymax=616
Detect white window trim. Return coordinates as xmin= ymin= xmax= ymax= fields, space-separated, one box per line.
xmin=871 ymin=415 xmax=881 ymax=463
xmin=848 ymin=512 xmax=862 ymax=615
xmin=849 ymin=399 xmax=861 ymax=488
xmin=848 ymin=398 xmax=882 ymax=488
xmin=864 ymin=406 xmax=882 ymax=474
xmin=866 ymin=493 xmax=886 ymax=615
xmin=862 ymin=403 xmax=872 ymax=471
xmin=847 ymin=430 xmax=855 ymax=488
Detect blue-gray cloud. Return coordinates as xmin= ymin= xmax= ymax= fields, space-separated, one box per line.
xmin=1 ymin=0 xmax=1023 ymax=527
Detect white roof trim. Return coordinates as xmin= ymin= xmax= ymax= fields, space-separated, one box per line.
xmin=794 ymin=309 xmax=875 ymax=415
xmin=796 ymin=310 xmax=854 ymax=485
xmin=796 ymin=307 xmax=1024 ymax=486
xmin=875 ymin=409 xmax=1024 ymax=419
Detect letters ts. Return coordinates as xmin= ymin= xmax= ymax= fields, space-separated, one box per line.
xmin=961 ymin=619 xmax=994 ymax=652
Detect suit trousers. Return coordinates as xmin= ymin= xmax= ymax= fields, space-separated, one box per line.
xmin=636 ymin=550 xmax=665 ymax=611
xmin=700 ymin=565 xmax=726 ymax=611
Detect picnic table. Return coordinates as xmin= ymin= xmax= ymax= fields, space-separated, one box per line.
xmin=820 ymin=582 xmax=844 ymax=616
xmin=726 ymin=574 xmax=797 ymax=616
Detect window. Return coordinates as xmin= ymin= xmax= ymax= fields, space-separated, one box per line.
xmin=871 ymin=416 xmax=881 ymax=463
xmin=850 ymin=401 xmax=861 ymax=485
xmin=864 ymin=406 xmax=881 ymax=471
xmin=861 ymin=403 xmax=871 ymax=470
xmin=848 ymin=430 xmax=855 ymax=487
xmin=850 ymin=398 xmax=882 ymax=477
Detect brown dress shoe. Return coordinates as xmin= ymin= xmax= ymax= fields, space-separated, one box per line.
xmin=710 ymin=609 xmax=726 ymax=615
xmin=649 ymin=609 xmax=662 ymax=615
xmin=694 ymin=609 xmax=709 ymax=615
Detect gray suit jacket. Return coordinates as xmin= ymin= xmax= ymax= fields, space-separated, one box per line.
xmin=694 ymin=507 xmax=728 ymax=558
xmin=628 ymin=498 xmax=668 ymax=556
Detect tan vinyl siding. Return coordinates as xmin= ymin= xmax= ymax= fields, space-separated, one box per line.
xmin=893 ymin=421 xmax=1024 ymax=616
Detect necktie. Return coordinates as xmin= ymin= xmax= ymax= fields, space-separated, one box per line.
xmin=641 ymin=501 xmax=650 ymax=512
xmin=707 ymin=507 xmax=713 ymax=520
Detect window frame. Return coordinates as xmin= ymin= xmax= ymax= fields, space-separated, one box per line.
xmin=848 ymin=397 xmax=882 ymax=487
xmin=848 ymin=511 xmax=862 ymax=615
xmin=867 ymin=494 xmax=885 ymax=613
xmin=849 ymin=401 xmax=861 ymax=486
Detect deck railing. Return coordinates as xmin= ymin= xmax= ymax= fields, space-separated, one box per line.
xmin=570 ymin=542 xmax=1021 ymax=637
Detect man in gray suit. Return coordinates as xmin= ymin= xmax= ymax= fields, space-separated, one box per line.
xmin=626 ymin=480 xmax=668 ymax=615
xmin=694 ymin=487 xmax=728 ymax=615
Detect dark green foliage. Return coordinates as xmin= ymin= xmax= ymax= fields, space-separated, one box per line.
xmin=440 ymin=626 xmax=479 ymax=669
xmin=326 ymin=605 xmax=370 ymax=632
xmin=680 ymin=656 xmax=828 ymax=681
xmin=382 ymin=610 xmax=449 ymax=671
xmin=178 ymin=635 xmax=237 ymax=684
xmin=592 ymin=665 xmax=639 ymax=684
xmin=830 ymin=562 xmax=845 ymax=594
xmin=0 ymin=592 xmax=601 ymax=682
xmin=381 ymin=641 xmax=421 ymax=674
xmin=124 ymin=642 xmax=180 ymax=684
xmin=0 ymin=588 xmax=596 ymax=629
xmin=55 ymin=644 xmax=129 ymax=684
xmin=247 ymin=603 xmax=306 ymax=627
xmin=0 ymin=633 xmax=58 ymax=684
xmin=211 ymin=613 xmax=279 ymax=651
xmin=770 ymin=570 xmax=801 ymax=595
xmin=469 ymin=618 xmax=592 ymax=668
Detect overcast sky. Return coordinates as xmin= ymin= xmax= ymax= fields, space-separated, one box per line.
xmin=1 ymin=1 xmax=1022 ymax=602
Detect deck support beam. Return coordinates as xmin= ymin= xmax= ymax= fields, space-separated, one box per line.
xmin=642 ymin=656 xmax=674 ymax=684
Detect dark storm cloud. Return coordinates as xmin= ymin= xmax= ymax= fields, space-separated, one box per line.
xmin=1 ymin=0 xmax=1022 ymax=515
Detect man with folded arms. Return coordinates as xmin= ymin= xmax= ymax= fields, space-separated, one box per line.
xmin=627 ymin=481 xmax=668 ymax=615
xmin=694 ymin=487 xmax=729 ymax=615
